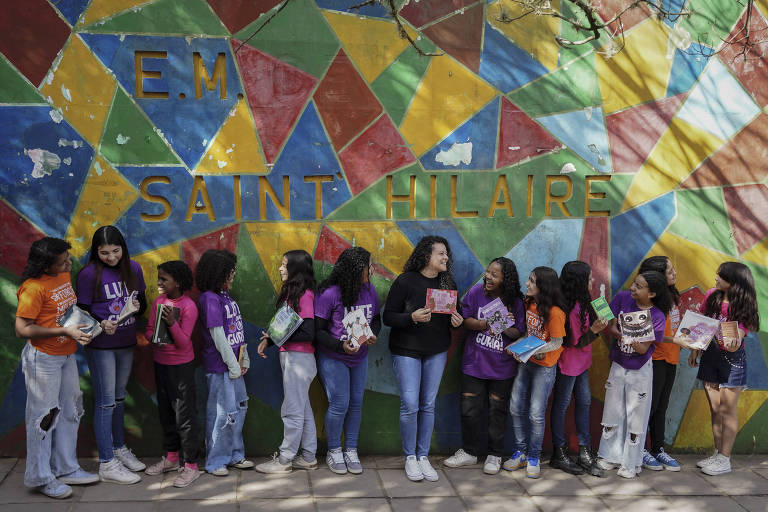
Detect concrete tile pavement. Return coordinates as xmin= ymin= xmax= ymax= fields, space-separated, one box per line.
xmin=0 ymin=455 xmax=766 ymax=511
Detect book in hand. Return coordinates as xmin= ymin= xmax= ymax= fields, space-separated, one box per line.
xmin=481 ymin=297 xmax=513 ymax=336
xmin=720 ymin=321 xmax=739 ymax=340
xmin=618 ymin=310 xmax=655 ymax=345
xmin=116 ymin=291 xmax=139 ymax=324
xmin=342 ymin=308 xmax=374 ymax=349
xmin=426 ymin=288 xmax=458 ymax=314
xmin=267 ymin=303 xmax=303 ymax=347
xmin=151 ymin=303 xmax=179 ymax=345
xmin=505 ymin=335 xmax=546 ymax=363
xmin=60 ymin=304 xmax=103 ymax=344
xmin=674 ymin=310 xmax=720 ymax=350
xmin=591 ymin=296 xmax=615 ymax=321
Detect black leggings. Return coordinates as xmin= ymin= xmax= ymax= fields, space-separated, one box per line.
xmin=460 ymin=373 xmax=514 ymax=457
xmin=648 ymin=359 xmax=676 ymax=454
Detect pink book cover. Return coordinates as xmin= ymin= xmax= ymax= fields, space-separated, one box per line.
xmin=426 ymin=288 xmax=458 ymax=314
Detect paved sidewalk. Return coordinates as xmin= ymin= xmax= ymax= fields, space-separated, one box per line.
xmin=1 ymin=454 xmax=767 ymax=511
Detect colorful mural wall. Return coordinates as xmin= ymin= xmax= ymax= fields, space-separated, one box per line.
xmin=2 ymin=0 xmax=768 ymax=456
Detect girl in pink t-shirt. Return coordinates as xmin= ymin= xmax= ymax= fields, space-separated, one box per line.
xmin=143 ymin=260 xmax=201 ymax=488
xmin=255 ymin=250 xmax=317 ymax=474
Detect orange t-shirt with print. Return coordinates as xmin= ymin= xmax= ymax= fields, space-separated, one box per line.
xmin=16 ymin=272 xmax=78 ymax=356
xmin=652 ymin=304 xmax=681 ymax=365
xmin=526 ymin=302 xmax=566 ymax=367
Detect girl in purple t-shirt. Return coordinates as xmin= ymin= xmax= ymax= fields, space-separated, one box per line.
xmin=314 ymin=247 xmax=381 ymax=475
xmin=443 ymin=257 xmax=524 ymax=475
xmin=76 ymin=225 xmax=147 ymax=484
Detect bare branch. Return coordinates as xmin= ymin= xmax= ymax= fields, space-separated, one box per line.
xmin=234 ymin=0 xmax=294 ymax=54
xmin=383 ymin=0 xmax=443 ymax=57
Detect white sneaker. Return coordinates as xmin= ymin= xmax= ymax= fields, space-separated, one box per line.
xmin=483 ymin=455 xmax=501 ymax=475
xmin=444 ymin=448 xmax=477 ymax=467
xmin=701 ymin=454 xmax=731 ymax=476
xmin=418 ymin=456 xmax=439 ymax=481
xmin=405 ymin=455 xmax=423 ymax=482
xmin=617 ymin=466 xmax=636 ymax=479
xmin=99 ymin=458 xmax=141 ymax=484
xmin=697 ymin=450 xmax=719 ymax=468
xmin=114 ymin=446 xmax=146 ymax=472
xmin=596 ymin=458 xmax=618 ymax=471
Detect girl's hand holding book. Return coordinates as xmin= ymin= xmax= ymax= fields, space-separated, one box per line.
xmin=160 ymin=304 xmax=176 ymax=326
xmin=342 ymin=338 xmax=360 ymax=354
xmin=65 ymin=324 xmax=92 ymax=344
xmin=722 ymin=336 xmax=741 ymax=352
xmin=365 ymin=334 xmax=377 ymax=345
xmin=100 ymin=319 xmax=117 ymax=335
xmin=590 ymin=318 xmax=609 ymax=333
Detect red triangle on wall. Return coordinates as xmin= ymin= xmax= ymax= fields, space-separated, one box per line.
xmin=497 ymin=97 xmax=562 ymax=168
xmin=422 ymin=3 xmax=484 ymax=73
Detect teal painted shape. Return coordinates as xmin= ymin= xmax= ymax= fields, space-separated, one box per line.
xmin=666 ymin=42 xmax=712 ymax=97
xmin=371 ymin=44 xmax=433 ymax=127
xmin=668 ymin=188 xmax=737 ymax=256
xmin=664 ymin=347 xmax=699 ymax=444
xmin=537 ymin=107 xmax=612 ymax=173
xmin=365 ymin=327 xmax=399 ymax=395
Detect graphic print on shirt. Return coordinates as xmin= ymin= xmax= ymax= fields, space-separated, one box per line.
xmin=224 ymin=300 xmax=244 ymax=346
xmin=474 ymin=301 xmax=507 ymax=352
xmin=53 ymin=281 xmax=77 ymax=342
xmin=526 ymin=309 xmax=547 ymax=340
xmin=104 ymin=281 xmax=134 ymax=326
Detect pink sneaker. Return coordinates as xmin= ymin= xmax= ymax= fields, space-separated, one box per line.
xmin=173 ymin=466 xmax=202 ymax=487
xmin=145 ymin=456 xmax=180 ymax=475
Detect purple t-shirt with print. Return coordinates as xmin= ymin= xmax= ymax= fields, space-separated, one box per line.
xmin=460 ymin=283 xmax=525 ymax=380
xmin=609 ymin=290 xmax=664 ymax=370
xmin=198 ymin=290 xmax=245 ymax=374
xmin=314 ymin=283 xmax=380 ymax=367
xmin=77 ymin=261 xmax=146 ymax=349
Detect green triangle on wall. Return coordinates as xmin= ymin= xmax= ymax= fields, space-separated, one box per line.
xmin=0 ymin=56 xmax=46 ymax=104
xmin=100 ymin=87 xmax=182 ymax=165
xmin=668 ymin=188 xmax=739 ymax=257
xmin=82 ymin=0 xmax=228 ymax=36
xmin=372 ymin=42 xmax=434 ymax=127
xmin=233 ymin=223 xmax=277 ymax=327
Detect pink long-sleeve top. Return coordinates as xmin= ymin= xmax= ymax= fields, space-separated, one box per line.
xmin=145 ymin=294 xmax=198 ymax=365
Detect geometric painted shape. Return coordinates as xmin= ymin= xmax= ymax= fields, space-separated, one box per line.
xmin=673 ymin=389 xmax=713 ymax=449
xmin=422 ymin=3 xmax=484 ymax=73
xmin=314 ymin=225 xmax=352 ymax=265
xmin=194 ymin=99 xmax=268 ymax=174
xmin=266 ymin=101 xmax=350 ymax=220
xmin=233 ymin=0 xmax=340 ymax=79
xmin=453 ymin=216 xmax=542 ymax=275
xmin=485 ymin=0 xmax=560 ymax=72
xmin=339 ymin=115 xmax=416 ymax=195
xmin=746 ymin=332 xmax=768 ymax=389
xmin=719 ymin=3 xmax=768 ymax=107
xmin=233 ymin=223 xmax=278 ymax=327
xmin=421 ymin=98 xmax=499 ymax=171
xmin=596 ymin=19 xmax=673 ymax=114
xmin=246 ymin=221 xmax=322 ymax=292
xmin=181 ymin=224 xmax=240 ymax=276
xmin=0 ymin=56 xmax=46 ymax=104
xmin=206 ymin=0 xmax=283 ymax=34
xmin=594 ymin=0 xmax=652 ymax=34
xmin=507 ymin=53 xmax=601 ymax=118
xmin=605 ymin=94 xmax=686 ymax=174
xmin=99 ymin=87 xmax=182 ymax=166
xmin=83 ymin=34 xmax=243 ymax=169
xmin=232 ymin=41 xmax=317 ymax=164
xmin=0 ymin=201 xmax=46 ymax=276
xmin=643 ymin=232 xmax=731 ymax=293
xmin=557 ymin=0 xmax=613 ymax=64
xmin=81 ymin=0 xmax=153 ymax=24
xmin=400 ymin=54 xmax=497 ymax=156
xmin=371 ymin=45 xmax=434 ymax=127
xmin=64 ymin=155 xmax=140 ymax=257
xmin=49 ymin=0 xmax=91 ymax=25
xmin=316 ymin=0 xmax=390 ymax=18
xmin=0 ymin=365 xmax=25 ymax=439
xmin=322 ymin=11 xmax=412 ymax=83
xmin=610 ymin=192 xmax=676 ymax=296
xmin=314 ymin=49 xmax=383 ymax=151
xmin=82 ymin=0 xmax=229 ymax=36
xmin=326 ymin=221 xmax=415 ymax=277
xmin=666 ymin=43 xmax=712 ymax=98
xmin=681 ymin=113 xmax=768 ymax=190
xmin=497 ymin=97 xmax=562 ymax=168
xmin=734 ymin=391 xmax=768 ymax=452
xmin=723 ymin=184 xmax=768 ymax=255
xmin=579 ymin=217 xmax=610 ymax=300
xmin=622 ymin=117 xmax=724 ymax=211
xmin=0 ymin=106 xmax=94 ymax=237
xmin=676 ymin=57 xmax=761 ymax=141
xmin=396 ymin=220 xmax=485 ymax=292
xmin=679 ymin=0 xmax=748 ymax=49
xmin=668 ymin=188 xmax=738 ymax=257
xmin=537 ymin=107 xmax=613 ymax=173
xmin=399 ymin=0 xmax=476 ymax=28
xmin=40 ymin=35 xmax=117 ymax=148
xmin=478 ymin=22 xmax=550 ymax=93
xmin=0 ymin=0 xmax=71 ymax=86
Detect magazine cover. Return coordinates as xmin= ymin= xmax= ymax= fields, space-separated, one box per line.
xmin=674 ymin=310 xmax=720 ymax=350
xmin=267 ymin=303 xmax=303 ymax=347
xmin=426 ymin=288 xmax=458 ymax=314
xmin=60 ymin=304 xmax=102 ymax=344
xmin=618 ymin=310 xmax=655 ymax=345
xmin=151 ymin=303 xmax=179 ymax=345
xmin=505 ymin=335 xmax=546 ymax=363
xmin=591 ymin=296 xmax=615 ymax=321
xmin=342 ymin=308 xmax=374 ymax=349
xmin=479 ymin=297 xmax=512 ymax=336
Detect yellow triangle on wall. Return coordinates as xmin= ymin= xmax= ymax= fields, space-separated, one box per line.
xmin=81 ymin=0 xmax=156 ymax=25
xmin=326 ymin=221 xmax=414 ymax=276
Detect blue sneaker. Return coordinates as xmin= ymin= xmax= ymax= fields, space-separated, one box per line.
xmin=655 ymin=449 xmax=681 ymax=472
xmin=526 ymin=457 xmax=541 ymax=479
xmin=642 ymin=450 xmax=662 ymax=471
xmin=59 ymin=467 xmax=99 ymax=485
xmin=502 ymin=450 xmax=527 ymax=471
xmin=40 ymin=479 xmax=72 ymax=499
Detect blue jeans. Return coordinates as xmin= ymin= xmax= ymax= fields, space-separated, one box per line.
xmin=392 ymin=352 xmax=447 ymax=457
xmin=21 ymin=344 xmax=83 ymax=487
xmin=550 ymin=367 xmax=592 ymax=448
xmin=85 ymin=346 xmax=133 ymax=462
xmin=509 ymin=362 xmax=557 ymax=459
xmin=205 ymin=372 xmax=248 ymax=472
xmin=317 ymin=351 xmax=367 ymax=451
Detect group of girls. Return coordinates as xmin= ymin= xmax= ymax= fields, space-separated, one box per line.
xmin=15 ymin=228 xmax=760 ymax=499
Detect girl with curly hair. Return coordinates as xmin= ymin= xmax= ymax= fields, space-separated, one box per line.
xmin=505 ymin=266 xmax=567 ymax=479
xmin=443 ymin=257 xmax=525 ymax=475
xmin=255 ymin=250 xmax=317 ymax=474
xmin=383 ymin=236 xmax=463 ymax=482
xmin=196 ymin=249 xmax=253 ymax=476
xmin=549 ymin=261 xmax=608 ymax=477
xmin=313 ymin=247 xmax=381 ymax=474
xmin=690 ymin=262 xmax=759 ymax=476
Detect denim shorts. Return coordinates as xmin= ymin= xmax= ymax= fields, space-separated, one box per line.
xmin=697 ymin=344 xmax=747 ymax=388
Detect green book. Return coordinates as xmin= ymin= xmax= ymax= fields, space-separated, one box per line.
xmin=591 ymin=296 xmax=615 ymax=321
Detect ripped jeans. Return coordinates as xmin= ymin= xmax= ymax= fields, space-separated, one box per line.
xmin=598 ymin=360 xmax=652 ymax=469
xmin=21 ymin=344 xmax=83 ymax=487
xmin=205 ymin=372 xmax=248 ymax=472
